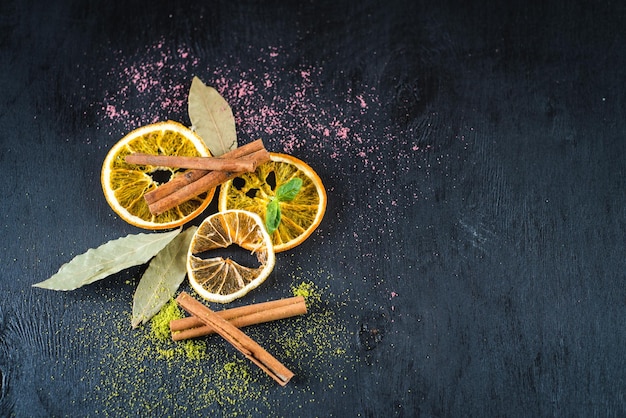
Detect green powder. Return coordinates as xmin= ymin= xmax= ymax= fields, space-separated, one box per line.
xmin=282 ymin=278 xmax=352 ymax=388
xmin=291 ymin=280 xmax=322 ymax=308
xmin=181 ymin=339 xmax=208 ymax=361
xmin=148 ymin=298 xmax=208 ymax=361
xmin=204 ymin=359 xmax=255 ymax=408
xmin=77 ymin=274 xmax=353 ymax=416
xmin=149 ymin=299 xmax=182 ymax=342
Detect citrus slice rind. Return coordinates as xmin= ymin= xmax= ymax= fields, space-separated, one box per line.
xmin=187 ymin=209 xmax=276 ymax=303
xmin=101 ymin=121 xmax=215 ymax=230
xmin=218 ymin=153 xmax=327 ymax=252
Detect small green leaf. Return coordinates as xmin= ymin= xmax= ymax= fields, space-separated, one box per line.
xmin=131 ymin=226 xmax=197 ymax=328
xmin=265 ymin=199 xmax=281 ymax=234
xmin=276 ymin=178 xmax=303 ymax=202
xmin=33 ymin=230 xmax=181 ymax=291
xmin=264 ymin=178 xmax=303 ymax=234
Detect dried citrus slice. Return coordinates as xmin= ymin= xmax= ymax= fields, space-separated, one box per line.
xmin=187 ymin=209 xmax=276 ymax=303
xmin=101 ymin=121 xmax=215 ymax=230
xmin=218 ymin=153 xmax=326 ymax=252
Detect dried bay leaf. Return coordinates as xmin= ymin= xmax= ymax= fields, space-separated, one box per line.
xmin=33 ymin=230 xmax=181 ymax=291
xmin=131 ymin=226 xmax=197 ymax=328
xmin=188 ymin=76 xmax=237 ymax=156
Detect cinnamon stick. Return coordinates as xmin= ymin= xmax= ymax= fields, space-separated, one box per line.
xmin=144 ymin=139 xmax=266 ymax=205
xmin=148 ymin=149 xmax=271 ymax=215
xmin=170 ymin=296 xmax=307 ymax=341
xmin=126 ymin=153 xmax=256 ymax=172
xmin=175 ymin=292 xmax=295 ymax=386
xmin=144 ymin=169 xmax=208 ymax=205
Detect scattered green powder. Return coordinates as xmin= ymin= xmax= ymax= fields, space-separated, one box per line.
xmin=279 ymin=279 xmax=351 ymax=380
xmin=204 ymin=358 xmax=255 ymax=408
xmin=291 ymin=280 xmax=322 ymax=307
xmin=74 ymin=274 xmax=353 ymax=416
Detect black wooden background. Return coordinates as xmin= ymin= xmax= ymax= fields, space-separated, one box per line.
xmin=1 ymin=0 xmax=625 ymax=416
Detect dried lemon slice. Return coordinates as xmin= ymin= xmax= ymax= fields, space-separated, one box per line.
xmin=187 ymin=210 xmax=276 ymax=303
xmin=101 ymin=121 xmax=214 ymax=230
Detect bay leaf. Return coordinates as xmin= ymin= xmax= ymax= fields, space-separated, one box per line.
xmin=188 ymin=76 xmax=238 ymax=156
xmin=131 ymin=226 xmax=197 ymax=328
xmin=33 ymin=230 xmax=181 ymax=291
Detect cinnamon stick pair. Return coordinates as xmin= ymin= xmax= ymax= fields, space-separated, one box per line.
xmin=170 ymin=295 xmax=307 ymax=340
xmin=175 ymin=292 xmax=301 ymax=386
xmin=125 ymin=139 xmax=271 ymax=215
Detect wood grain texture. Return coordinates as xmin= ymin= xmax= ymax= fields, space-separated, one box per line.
xmin=1 ymin=0 xmax=626 ymax=416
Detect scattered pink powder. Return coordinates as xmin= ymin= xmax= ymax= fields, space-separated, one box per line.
xmin=99 ymin=38 xmax=200 ymax=130
xmin=96 ymin=40 xmax=451 ymax=254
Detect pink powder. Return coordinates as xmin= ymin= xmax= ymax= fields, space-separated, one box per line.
xmin=99 ymin=38 xmax=199 ymax=130
xmin=356 ymin=95 xmax=367 ymax=108
xmin=336 ymin=126 xmax=349 ymax=139
xmin=97 ymin=40 xmax=443 ymax=228
xmin=236 ymin=80 xmax=256 ymax=98
xmin=104 ymin=104 xmax=128 ymax=119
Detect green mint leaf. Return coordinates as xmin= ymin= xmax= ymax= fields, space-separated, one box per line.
xmin=265 ymin=199 xmax=281 ymax=234
xmin=276 ymin=178 xmax=303 ymax=202
xmin=265 ymin=178 xmax=302 ymax=234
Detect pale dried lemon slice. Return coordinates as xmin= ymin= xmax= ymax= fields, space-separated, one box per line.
xmin=187 ymin=210 xmax=276 ymax=303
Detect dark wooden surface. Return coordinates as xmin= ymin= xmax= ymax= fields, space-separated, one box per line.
xmin=2 ymin=0 xmax=626 ymax=416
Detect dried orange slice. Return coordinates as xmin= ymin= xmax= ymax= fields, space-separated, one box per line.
xmin=101 ymin=121 xmax=215 ymax=230
xmin=218 ymin=153 xmax=326 ymax=252
xmin=187 ymin=209 xmax=276 ymax=303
